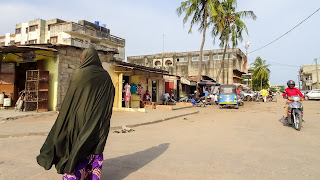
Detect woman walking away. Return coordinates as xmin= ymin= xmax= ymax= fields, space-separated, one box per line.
xmin=36 ymin=46 xmax=115 ymax=180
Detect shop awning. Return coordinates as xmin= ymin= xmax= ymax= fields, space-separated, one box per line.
xmin=198 ymin=81 xmax=219 ymax=86
xmin=0 ymin=45 xmax=57 ymax=53
xmin=233 ymin=75 xmax=243 ymax=79
xmin=181 ymin=77 xmax=197 ymax=86
xmin=111 ymin=60 xmax=170 ymax=75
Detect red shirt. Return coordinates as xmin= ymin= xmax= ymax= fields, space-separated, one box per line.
xmin=283 ymin=88 xmax=305 ymax=99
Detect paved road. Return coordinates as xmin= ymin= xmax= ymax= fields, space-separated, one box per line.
xmin=0 ymin=99 xmax=319 ymax=180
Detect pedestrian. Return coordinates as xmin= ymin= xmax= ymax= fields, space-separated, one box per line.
xmin=214 ymin=93 xmax=219 ymax=105
xmin=124 ymin=83 xmax=131 ymax=108
xmin=261 ymin=89 xmax=268 ymax=102
xmin=36 ymin=46 xmax=115 ymax=180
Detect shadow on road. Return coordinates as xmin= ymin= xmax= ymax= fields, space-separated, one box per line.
xmin=278 ymin=118 xmax=291 ymax=127
xmin=101 ymin=143 xmax=170 ymax=180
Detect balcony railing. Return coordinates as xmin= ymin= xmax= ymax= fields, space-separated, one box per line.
xmin=70 ymin=23 xmax=125 ymax=46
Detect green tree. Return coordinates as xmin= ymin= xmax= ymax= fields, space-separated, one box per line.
xmin=177 ymin=0 xmax=218 ymax=97
xmin=279 ymin=86 xmax=285 ymax=92
xmin=211 ymin=0 xmax=256 ymax=84
xmin=270 ymin=87 xmax=277 ymax=93
xmin=251 ymin=56 xmax=270 ymax=90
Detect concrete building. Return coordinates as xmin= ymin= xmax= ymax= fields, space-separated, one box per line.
xmin=242 ymin=67 xmax=253 ymax=86
xmin=0 ymin=18 xmax=125 ymax=60
xmin=299 ymin=65 xmax=320 ymax=90
xmin=127 ymin=48 xmax=248 ymax=84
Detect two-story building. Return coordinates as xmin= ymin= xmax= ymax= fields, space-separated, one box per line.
xmin=0 ymin=18 xmax=125 ymax=60
xmin=299 ymin=65 xmax=320 ymax=90
xmin=127 ymin=48 xmax=248 ymax=85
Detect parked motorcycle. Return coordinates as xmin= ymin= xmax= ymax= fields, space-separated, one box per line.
xmin=285 ymin=96 xmax=304 ymax=131
xmin=190 ymin=96 xmax=206 ymax=107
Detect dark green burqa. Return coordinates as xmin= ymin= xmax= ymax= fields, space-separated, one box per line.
xmin=37 ymin=47 xmax=115 ymax=174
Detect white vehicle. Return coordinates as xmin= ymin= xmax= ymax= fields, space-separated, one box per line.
xmin=242 ymin=90 xmax=255 ymax=101
xmin=305 ymin=89 xmax=320 ymax=100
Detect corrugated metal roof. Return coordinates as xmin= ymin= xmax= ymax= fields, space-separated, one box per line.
xmin=112 ymin=60 xmax=170 ymax=74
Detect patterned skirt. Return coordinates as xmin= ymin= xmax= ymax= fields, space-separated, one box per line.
xmin=62 ymin=154 xmax=103 ymax=180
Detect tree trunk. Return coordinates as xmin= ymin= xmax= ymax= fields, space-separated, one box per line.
xmin=196 ymin=8 xmax=208 ymax=98
xmin=216 ymin=31 xmax=229 ymax=84
xmin=260 ymin=76 xmax=262 ymax=90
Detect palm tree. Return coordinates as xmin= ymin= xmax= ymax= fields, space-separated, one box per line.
xmin=211 ymin=0 xmax=256 ymax=84
xmin=251 ymin=56 xmax=270 ymax=90
xmin=177 ymin=0 xmax=218 ymax=97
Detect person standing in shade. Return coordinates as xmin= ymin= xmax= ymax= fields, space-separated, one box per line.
xmin=124 ymin=83 xmax=131 ymax=108
xmin=36 ymin=46 xmax=115 ymax=180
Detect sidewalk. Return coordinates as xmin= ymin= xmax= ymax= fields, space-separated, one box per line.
xmin=0 ymin=108 xmax=199 ymax=138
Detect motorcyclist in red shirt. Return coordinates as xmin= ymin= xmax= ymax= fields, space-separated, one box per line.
xmin=282 ymin=80 xmax=305 ymax=121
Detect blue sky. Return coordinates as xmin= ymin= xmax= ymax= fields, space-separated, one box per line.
xmin=1 ymin=0 xmax=320 ymax=85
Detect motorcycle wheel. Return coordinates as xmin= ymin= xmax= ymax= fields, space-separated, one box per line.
xmin=234 ymin=104 xmax=239 ymax=109
xmin=293 ymin=113 xmax=302 ymax=131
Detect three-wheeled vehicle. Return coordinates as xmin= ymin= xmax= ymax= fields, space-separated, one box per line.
xmin=218 ymin=85 xmax=239 ymax=109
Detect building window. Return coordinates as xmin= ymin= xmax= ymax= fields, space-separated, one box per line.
xmin=177 ymin=57 xmax=188 ymax=62
xmin=26 ymin=27 xmax=28 ymax=33
xmin=48 ymin=25 xmax=51 ymax=31
xmin=15 ymin=28 xmax=21 ymax=34
xmin=213 ymin=55 xmax=223 ymax=60
xmin=29 ymin=25 xmax=38 ymax=32
xmin=50 ymin=36 xmax=58 ymax=44
xmin=154 ymin=60 xmax=161 ymax=66
xmin=165 ymin=60 xmax=173 ymax=66
xmin=214 ymin=54 xmax=232 ymax=60
xmin=203 ymin=56 xmax=209 ymax=61
xmin=29 ymin=39 xmax=37 ymax=44
xmin=192 ymin=56 xmax=199 ymax=62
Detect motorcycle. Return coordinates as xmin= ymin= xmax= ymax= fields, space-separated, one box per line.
xmin=190 ymin=95 xmax=206 ymax=107
xmin=285 ymin=96 xmax=304 ymax=131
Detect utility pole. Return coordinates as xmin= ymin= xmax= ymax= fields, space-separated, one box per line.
xmin=298 ymin=75 xmax=300 ymax=90
xmin=162 ymin=34 xmax=165 ymax=54
xmin=316 ymin=58 xmax=319 ymax=89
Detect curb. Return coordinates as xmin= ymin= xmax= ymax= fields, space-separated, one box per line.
xmin=110 ymin=110 xmax=200 ymax=130
xmin=0 ymin=111 xmax=200 ymax=138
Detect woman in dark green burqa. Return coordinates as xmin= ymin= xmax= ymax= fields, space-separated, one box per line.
xmin=37 ymin=47 xmax=115 ymax=180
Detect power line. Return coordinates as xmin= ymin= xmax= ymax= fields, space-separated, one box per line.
xmin=269 ymin=63 xmax=300 ymax=68
xmin=249 ymin=7 xmax=320 ymax=54
xmin=248 ymin=57 xmax=301 ymax=67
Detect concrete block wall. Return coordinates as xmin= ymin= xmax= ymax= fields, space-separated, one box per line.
xmin=55 ymin=46 xmax=114 ymax=110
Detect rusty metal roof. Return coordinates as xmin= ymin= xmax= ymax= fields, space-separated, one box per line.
xmin=0 ymin=45 xmax=57 ymax=54
xmin=111 ymin=60 xmax=170 ymax=74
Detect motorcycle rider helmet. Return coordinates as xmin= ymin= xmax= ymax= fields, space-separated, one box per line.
xmin=287 ymin=80 xmax=295 ymax=87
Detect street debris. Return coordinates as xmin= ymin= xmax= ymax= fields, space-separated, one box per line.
xmin=113 ymin=125 xmax=135 ymax=133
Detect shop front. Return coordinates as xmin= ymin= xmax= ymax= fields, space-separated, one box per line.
xmin=103 ymin=60 xmax=169 ymax=110
xmin=0 ymin=46 xmax=57 ymax=110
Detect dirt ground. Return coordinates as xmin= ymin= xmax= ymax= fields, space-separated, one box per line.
xmin=0 ymin=98 xmax=319 ymax=180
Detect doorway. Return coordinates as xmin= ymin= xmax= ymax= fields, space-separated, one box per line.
xmin=152 ymin=80 xmax=157 ymax=102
